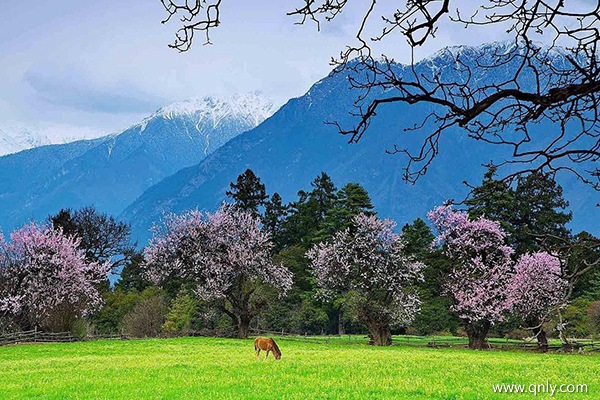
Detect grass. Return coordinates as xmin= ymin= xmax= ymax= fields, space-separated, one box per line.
xmin=0 ymin=336 xmax=598 ymax=399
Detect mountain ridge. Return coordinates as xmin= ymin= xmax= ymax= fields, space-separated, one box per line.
xmin=0 ymin=93 xmax=275 ymax=233
xmin=122 ymin=42 xmax=599 ymax=243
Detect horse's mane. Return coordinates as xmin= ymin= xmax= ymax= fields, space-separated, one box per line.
xmin=270 ymin=338 xmax=281 ymax=356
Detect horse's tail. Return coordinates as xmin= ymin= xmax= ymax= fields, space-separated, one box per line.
xmin=254 ymin=337 xmax=259 ymax=351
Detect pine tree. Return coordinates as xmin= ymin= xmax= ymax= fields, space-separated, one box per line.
xmin=401 ymin=218 xmax=434 ymax=257
xmin=225 ymin=169 xmax=268 ymax=216
xmin=282 ymin=173 xmax=337 ymax=247
xmin=512 ymin=172 xmax=572 ymax=254
xmin=116 ymin=252 xmax=152 ymax=293
xmin=465 ymin=166 xmax=516 ymax=235
xmin=402 ymin=218 xmax=459 ymax=335
xmin=263 ymin=192 xmax=288 ymax=250
xmin=466 ymin=168 xmax=573 ymax=255
xmin=309 ymin=172 xmax=337 ymax=222
xmin=320 ymin=183 xmax=375 ymax=240
xmin=162 ymin=287 xmax=198 ymax=335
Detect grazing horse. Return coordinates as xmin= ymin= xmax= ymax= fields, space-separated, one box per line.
xmin=254 ymin=337 xmax=282 ymax=360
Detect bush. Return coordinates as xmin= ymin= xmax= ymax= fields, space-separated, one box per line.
xmin=162 ymin=288 xmax=198 ymax=335
xmin=563 ymin=298 xmax=592 ymax=338
xmin=122 ymin=292 xmax=168 ymax=338
xmin=91 ymin=289 xmax=141 ymax=334
xmin=588 ymin=301 xmax=600 ymax=337
xmin=410 ymin=296 xmax=460 ymax=336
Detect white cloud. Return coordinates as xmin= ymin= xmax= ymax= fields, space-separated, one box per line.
xmin=0 ymin=0 xmax=515 ymax=138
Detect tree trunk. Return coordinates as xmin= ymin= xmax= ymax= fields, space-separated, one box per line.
xmin=367 ymin=322 xmax=392 ymax=346
xmin=532 ymin=326 xmax=549 ymax=352
xmin=465 ymin=320 xmax=491 ymax=350
xmin=236 ymin=315 xmax=251 ymax=339
xmin=338 ymin=310 xmax=345 ymax=335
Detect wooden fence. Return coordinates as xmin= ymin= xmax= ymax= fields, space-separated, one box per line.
xmin=0 ymin=330 xmax=78 ymax=346
xmin=249 ymin=328 xmax=600 ymax=352
xmin=1 ymin=327 xmax=598 ymax=352
xmin=0 ymin=330 xmax=132 ymax=346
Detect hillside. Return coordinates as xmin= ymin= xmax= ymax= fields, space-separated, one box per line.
xmin=123 ymin=43 xmax=599 ymax=242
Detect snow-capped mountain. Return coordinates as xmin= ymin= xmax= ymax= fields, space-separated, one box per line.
xmin=0 ymin=125 xmax=111 ymax=156
xmin=151 ymin=92 xmax=274 ymax=126
xmin=0 ymin=127 xmax=52 ymax=156
xmin=0 ymin=93 xmax=275 ymax=233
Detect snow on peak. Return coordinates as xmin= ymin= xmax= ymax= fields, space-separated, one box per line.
xmin=0 ymin=126 xmax=51 ymax=156
xmin=422 ymin=40 xmax=571 ymax=65
xmin=0 ymin=124 xmax=108 ymax=157
xmin=146 ymin=92 xmax=276 ymax=129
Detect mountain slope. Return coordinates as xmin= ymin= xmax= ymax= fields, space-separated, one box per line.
xmin=0 ymin=127 xmax=53 ymax=156
xmin=123 ymin=43 xmax=599 ymax=243
xmin=0 ymin=93 xmax=275 ymax=232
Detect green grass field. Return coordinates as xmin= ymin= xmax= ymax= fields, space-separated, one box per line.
xmin=0 ymin=336 xmax=598 ymax=399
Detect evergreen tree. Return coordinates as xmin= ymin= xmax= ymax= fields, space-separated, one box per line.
xmin=263 ymin=192 xmax=288 ymax=250
xmin=282 ymin=173 xmax=337 ymax=247
xmin=402 ymin=219 xmax=459 ymax=335
xmin=320 ymin=183 xmax=375 ymax=239
xmin=162 ymin=287 xmax=198 ymax=335
xmin=116 ymin=252 xmax=152 ymax=293
xmin=309 ymin=172 xmax=337 ymax=222
xmin=401 ymin=218 xmax=434 ymax=257
xmin=512 ymin=172 xmax=572 ymax=254
xmin=466 ymin=168 xmax=572 ymax=255
xmin=465 ymin=166 xmax=516 ymax=235
xmin=225 ymin=169 xmax=268 ymax=216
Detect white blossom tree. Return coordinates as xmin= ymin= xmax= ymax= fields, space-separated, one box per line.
xmin=144 ymin=205 xmax=292 ymax=338
xmin=0 ymin=223 xmax=110 ymax=332
xmin=507 ymin=252 xmax=568 ymax=351
xmin=307 ymin=213 xmax=424 ymax=346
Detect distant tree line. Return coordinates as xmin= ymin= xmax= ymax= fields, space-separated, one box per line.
xmin=0 ymin=168 xmax=599 ymax=349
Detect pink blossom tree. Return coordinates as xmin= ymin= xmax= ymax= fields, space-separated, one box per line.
xmin=428 ymin=205 xmax=514 ymax=349
xmin=0 ymin=223 xmax=109 ymax=332
xmin=507 ymin=252 xmax=568 ymax=351
xmin=307 ymin=213 xmax=424 ymax=346
xmin=144 ymin=205 xmax=292 ymax=338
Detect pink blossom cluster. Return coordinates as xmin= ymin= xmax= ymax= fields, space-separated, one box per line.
xmin=0 ymin=223 xmax=110 ymax=326
xmin=307 ymin=213 xmax=424 ymax=326
xmin=144 ymin=205 xmax=292 ymax=299
xmin=507 ymin=252 xmax=568 ymax=323
xmin=428 ymin=205 xmax=567 ymax=326
xmin=429 ymin=205 xmax=514 ymax=324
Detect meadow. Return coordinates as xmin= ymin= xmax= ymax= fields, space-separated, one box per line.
xmin=0 ymin=336 xmax=598 ymax=399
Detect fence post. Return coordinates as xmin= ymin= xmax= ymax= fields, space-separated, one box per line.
xmin=34 ymin=327 xmax=37 ymax=343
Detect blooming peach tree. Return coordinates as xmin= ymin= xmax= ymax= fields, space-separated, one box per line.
xmin=144 ymin=205 xmax=292 ymax=338
xmin=428 ymin=205 xmax=514 ymax=349
xmin=307 ymin=213 xmax=424 ymax=346
xmin=0 ymin=223 xmax=109 ymax=332
xmin=507 ymin=252 xmax=568 ymax=350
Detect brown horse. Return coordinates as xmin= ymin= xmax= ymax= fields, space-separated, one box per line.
xmin=254 ymin=337 xmax=282 ymax=360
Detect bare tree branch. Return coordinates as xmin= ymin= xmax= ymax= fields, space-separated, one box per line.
xmin=160 ymin=0 xmax=600 ymax=187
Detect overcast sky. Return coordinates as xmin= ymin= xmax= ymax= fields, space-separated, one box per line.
xmin=0 ymin=1 xmax=516 ymax=140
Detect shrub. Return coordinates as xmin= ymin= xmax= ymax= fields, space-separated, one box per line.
xmin=588 ymin=301 xmax=600 ymax=337
xmin=122 ymin=292 xmax=168 ymax=338
xmin=162 ymin=288 xmax=198 ymax=335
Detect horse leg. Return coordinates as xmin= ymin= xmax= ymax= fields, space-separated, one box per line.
xmin=265 ymin=349 xmax=270 ymax=360
xmin=256 ymin=348 xmax=260 ymax=360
